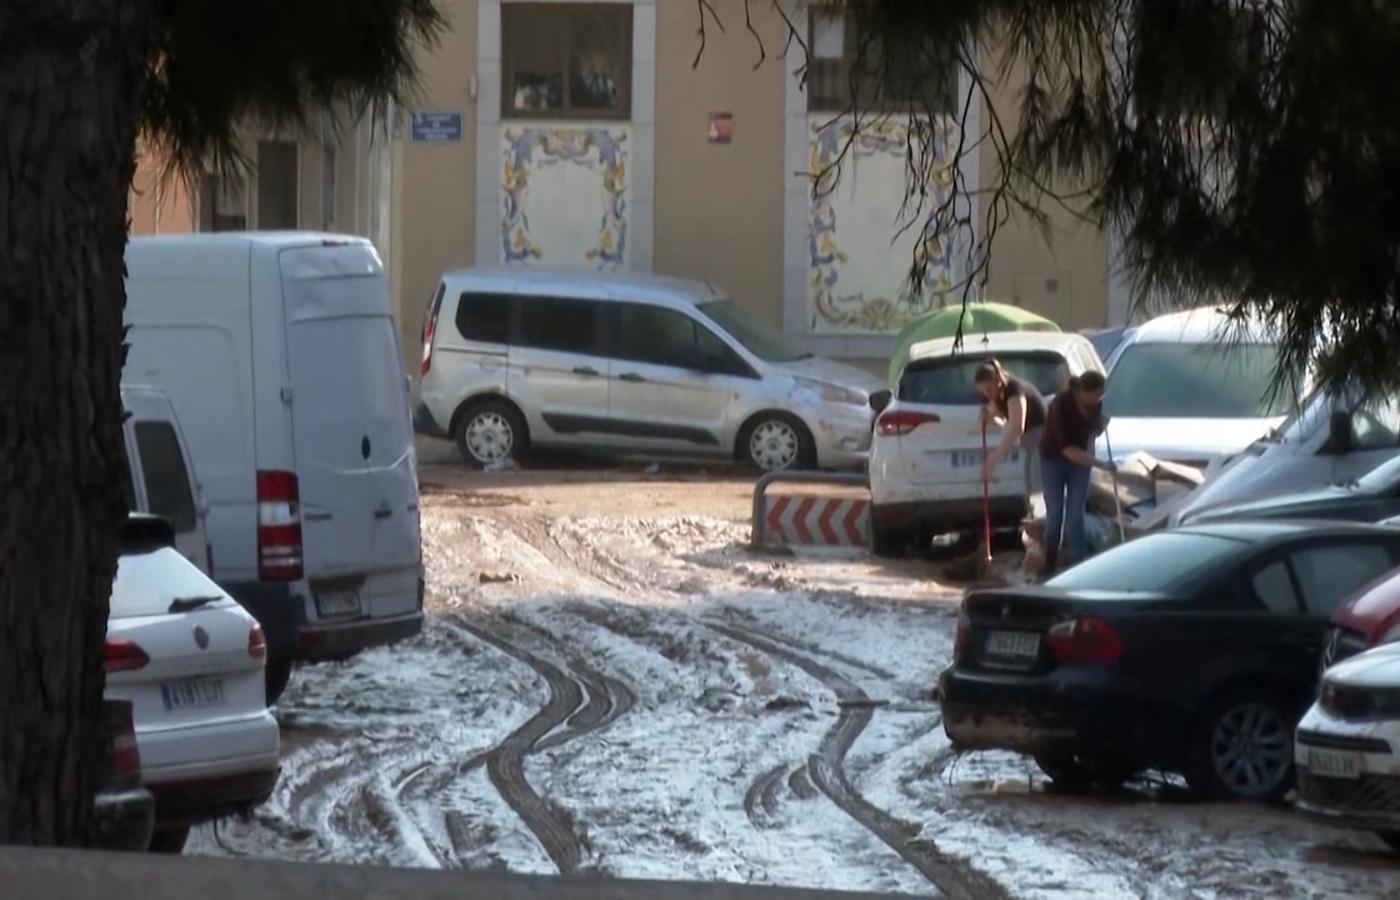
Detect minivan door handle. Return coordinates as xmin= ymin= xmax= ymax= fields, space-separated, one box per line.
xmin=572 ymin=366 xmax=600 ymax=377
xmin=618 ymin=372 xmax=646 ymax=383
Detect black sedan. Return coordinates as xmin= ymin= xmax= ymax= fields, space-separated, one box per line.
xmin=1186 ymin=453 xmax=1400 ymax=526
xmin=940 ymin=521 xmax=1400 ymax=800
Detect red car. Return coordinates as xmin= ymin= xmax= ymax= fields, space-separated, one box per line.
xmin=1323 ymin=567 xmax=1400 ymax=669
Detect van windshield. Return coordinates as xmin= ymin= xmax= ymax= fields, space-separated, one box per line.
xmin=697 ymin=300 xmax=809 ymax=363
xmin=1105 ymin=342 xmax=1290 ymax=418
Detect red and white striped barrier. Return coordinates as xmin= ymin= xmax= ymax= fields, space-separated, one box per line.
xmin=763 ymin=495 xmax=871 ymax=547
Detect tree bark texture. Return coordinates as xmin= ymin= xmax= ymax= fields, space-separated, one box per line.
xmin=0 ymin=0 xmax=155 ymax=844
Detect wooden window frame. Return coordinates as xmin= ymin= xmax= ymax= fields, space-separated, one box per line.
xmin=501 ymin=3 xmax=633 ymax=121
xmin=805 ymin=7 xmax=957 ymax=116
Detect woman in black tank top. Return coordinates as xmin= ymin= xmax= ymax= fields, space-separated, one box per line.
xmin=974 ymin=359 xmax=1048 ymax=502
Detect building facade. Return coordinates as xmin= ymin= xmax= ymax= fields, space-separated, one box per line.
xmin=130 ymin=0 xmax=1126 ymax=373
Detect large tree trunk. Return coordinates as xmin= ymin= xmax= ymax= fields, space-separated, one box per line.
xmin=0 ymin=1 xmax=155 ymax=844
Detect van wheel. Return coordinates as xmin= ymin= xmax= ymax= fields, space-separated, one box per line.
xmin=149 ymin=826 xmax=190 ymax=854
xmin=456 ymin=401 xmax=528 ymax=469
xmin=739 ymin=414 xmax=815 ymax=472
xmin=265 ymin=655 xmax=293 ymax=707
xmin=1186 ymin=689 xmax=1296 ymax=801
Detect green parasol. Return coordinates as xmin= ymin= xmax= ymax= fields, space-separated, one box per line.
xmin=887 ymin=302 xmax=1060 ymax=386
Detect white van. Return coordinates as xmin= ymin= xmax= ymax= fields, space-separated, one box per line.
xmin=1097 ymin=308 xmax=1294 ymax=467
xmin=123 ymin=233 xmax=424 ymax=703
xmin=1173 ymin=387 xmax=1400 ymax=524
xmin=122 ymin=385 xmax=210 ymax=574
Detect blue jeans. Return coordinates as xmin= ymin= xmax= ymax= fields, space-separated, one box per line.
xmin=1042 ymin=453 xmax=1091 ymax=566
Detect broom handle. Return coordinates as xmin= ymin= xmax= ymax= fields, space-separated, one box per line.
xmin=1105 ymin=422 xmax=1126 ymax=542
xmin=982 ymin=417 xmax=993 ymax=561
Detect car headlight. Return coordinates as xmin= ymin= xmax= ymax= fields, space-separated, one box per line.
xmin=794 ymin=378 xmax=867 ymax=407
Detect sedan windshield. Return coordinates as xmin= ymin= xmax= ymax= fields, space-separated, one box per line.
xmin=697 ymin=300 xmax=808 ymax=363
xmin=1049 ymin=532 xmax=1246 ymax=594
xmin=111 ymin=547 xmax=232 ymax=619
xmin=1105 ymin=342 xmax=1290 ymax=418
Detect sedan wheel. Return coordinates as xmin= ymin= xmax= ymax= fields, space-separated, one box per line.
xmin=1191 ymin=694 xmax=1295 ymax=800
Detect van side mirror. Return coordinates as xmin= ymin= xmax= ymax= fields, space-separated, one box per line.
xmin=1327 ymin=411 xmax=1353 ymax=454
xmin=870 ymin=389 xmax=892 ymax=414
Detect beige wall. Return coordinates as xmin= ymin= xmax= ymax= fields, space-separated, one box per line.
xmin=654 ymin=0 xmax=786 ymax=329
xmin=392 ymin=1 xmax=479 ymax=368
xmin=976 ymin=45 xmax=1109 ymax=331
xmin=129 ymin=142 xmax=194 ymax=235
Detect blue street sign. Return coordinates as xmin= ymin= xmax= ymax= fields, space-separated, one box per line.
xmin=410 ymin=110 xmax=463 ymax=144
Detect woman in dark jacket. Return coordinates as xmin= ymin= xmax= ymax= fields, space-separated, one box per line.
xmin=974 ymin=359 xmax=1048 ymax=505
xmin=1040 ymin=371 xmax=1114 ymax=575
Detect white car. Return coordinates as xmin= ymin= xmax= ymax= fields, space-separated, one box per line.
xmin=869 ymin=331 xmax=1104 ymax=556
xmin=1295 ymin=640 xmax=1400 ymax=853
xmin=415 ymin=268 xmax=883 ymax=472
xmin=105 ymin=516 xmax=280 ymax=853
xmin=1096 ymin=307 xmax=1293 ymax=468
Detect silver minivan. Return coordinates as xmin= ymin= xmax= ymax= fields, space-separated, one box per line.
xmin=415 ymin=269 xmax=883 ymax=471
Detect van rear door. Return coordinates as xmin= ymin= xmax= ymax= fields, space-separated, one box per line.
xmin=279 ymin=243 xmax=421 ymax=621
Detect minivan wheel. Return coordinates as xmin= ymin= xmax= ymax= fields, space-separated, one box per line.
xmin=740 ymin=414 xmax=814 ymax=472
xmin=456 ymin=401 xmax=527 ymax=469
xmin=1187 ymin=690 xmax=1296 ymax=801
xmin=871 ymin=518 xmax=907 ymax=558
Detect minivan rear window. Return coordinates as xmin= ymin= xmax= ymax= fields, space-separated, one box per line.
xmin=455 ymin=292 xmax=512 ymax=344
xmin=900 ymin=353 xmax=1069 ymax=405
xmin=134 ymin=422 xmax=197 ymax=532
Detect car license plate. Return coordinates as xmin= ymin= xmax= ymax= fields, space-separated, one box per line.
xmin=1305 ymin=748 xmax=1361 ymax=780
xmin=985 ymin=630 xmax=1041 ymax=660
xmin=318 ymin=589 xmax=361 ymax=617
xmin=951 ymin=449 xmax=1019 ymax=468
xmin=161 ymin=677 xmax=225 ymax=712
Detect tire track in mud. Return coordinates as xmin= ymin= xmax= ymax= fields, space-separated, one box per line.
xmin=708 ymin=622 xmax=1009 ymax=900
xmin=437 ymin=617 xmax=635 ymax=874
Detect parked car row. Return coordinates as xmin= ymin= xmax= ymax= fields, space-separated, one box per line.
xmin=100 ymin=232 xmax=429 ymax=851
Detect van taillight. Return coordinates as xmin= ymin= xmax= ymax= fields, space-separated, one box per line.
xmin=1047 ymin=616 xmax=1122 ymax=664
xmin=257 ymin=470 xmax=303 ymax=582
xmin=876 ymin=410 xmax=941 ymax=437
xmin=104 ymin=639 xmax=150 ymax=673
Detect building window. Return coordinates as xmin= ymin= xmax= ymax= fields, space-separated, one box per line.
xmin=201 ymin=175 xmax=247 ymax=232
xmin=502 ymin=3 xmax=632 ymax=120
xmin=256 ymin=140 xmax=299 ymax=230
xmin=806 ymin=8 xmax=957 ymax=115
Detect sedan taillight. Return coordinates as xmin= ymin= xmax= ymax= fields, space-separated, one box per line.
xmin=104 ymin=639 xmax=150 ymax=673
xmin=875 ymin=410 xmax=940 ymax=437
xmin=112 ymin=706 xmax=142 ymax=780
xmin=248 ymin=624 xmax=267 ymax=659
xmin=1047 ymin=616 xmax=1122 ymax=664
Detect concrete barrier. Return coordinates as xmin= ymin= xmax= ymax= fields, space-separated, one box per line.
xmin=751 ymin=471 xmax=872 ymax=550
xmin=0 ymin=847 xmax=900 ymax=900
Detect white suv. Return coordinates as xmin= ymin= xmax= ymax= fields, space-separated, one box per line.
xmin=869 ymin=332 xmax=1104 ymax=556
xmin=415 ymin=269 xmax=883 ymax=471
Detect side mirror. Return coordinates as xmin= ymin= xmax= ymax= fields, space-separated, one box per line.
xmin=870 ymin=389 xmax=893 ymax=414
xmin=1327 ymin=411 xmax=1353 ymax=454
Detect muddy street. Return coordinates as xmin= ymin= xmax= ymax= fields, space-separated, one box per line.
xmin=189 ymin=461 xmax=1400 ymax=897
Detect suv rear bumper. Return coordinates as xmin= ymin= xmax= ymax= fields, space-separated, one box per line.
xmin=414 ymin=401 xmax=450 ymax=439
xmin=91 ymin=787 xmax=155 ymax=852
xmin=874 ymin=496 xmax=1028 ymax=533
xmin=149 ymin=767 xmax=280 ymax=828
xmin=297 ymin=610 xmax=424 ymax=661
